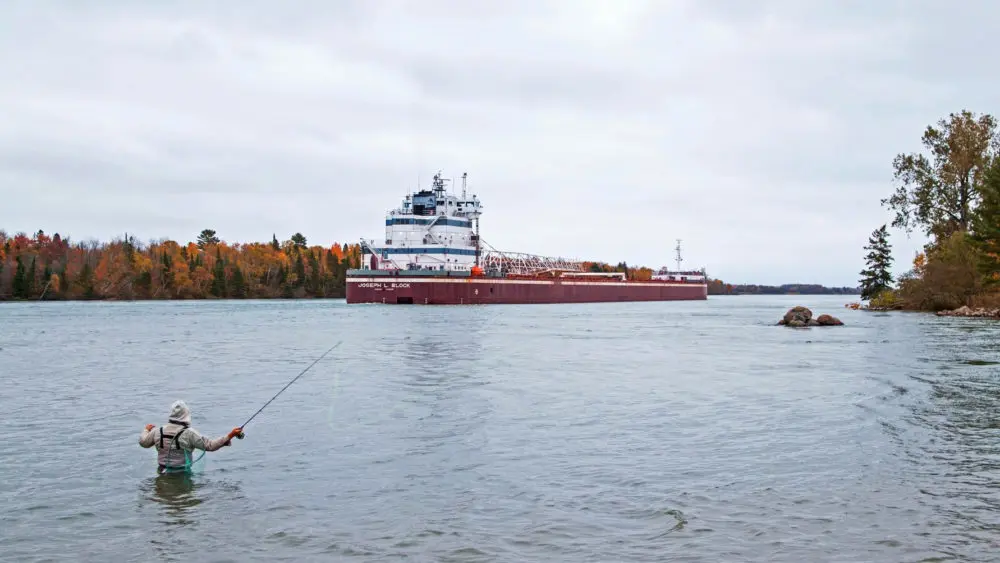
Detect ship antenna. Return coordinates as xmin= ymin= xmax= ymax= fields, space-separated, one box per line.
xmin=675 ymin=239 xmax=683 ymax=271
xmin=462 ymin=172 xmax=467 ymax=199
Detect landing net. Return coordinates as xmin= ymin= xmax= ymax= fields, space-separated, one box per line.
xmin=160 ymin=449 xmax=207 ymax=475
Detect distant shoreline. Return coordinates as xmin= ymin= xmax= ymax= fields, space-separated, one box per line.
xmin=0 ymin=293 xmax=857 ymax=304
xmin=0 ymin=295 xmax=347 ymax=304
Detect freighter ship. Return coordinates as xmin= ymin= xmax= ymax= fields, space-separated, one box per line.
xmin=345 ymin=172 xmax=708 ymax=305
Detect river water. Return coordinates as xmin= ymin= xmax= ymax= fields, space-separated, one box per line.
xmin=2 ymin=295 xmax=999 ymax=562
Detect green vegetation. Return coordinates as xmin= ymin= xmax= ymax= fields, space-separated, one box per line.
xmin=859 ymin=225 xmax=893 ymax=300
xmin=863 ymin=109 xmax=1000 ymax=311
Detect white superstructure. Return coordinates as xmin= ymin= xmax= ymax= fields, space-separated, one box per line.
xmin=360 ymin=172 xmax=483 ymax=272
xmin=358 ymin=171 xmax=703 ymax=280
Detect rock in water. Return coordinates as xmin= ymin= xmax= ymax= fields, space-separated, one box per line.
xmin=816 ymin=314 xmax=844 ymax=326
xmin=779 ymin=307 xmax=844 ymax=327
xmin=783 ymin=306 xmax=813 ymax=325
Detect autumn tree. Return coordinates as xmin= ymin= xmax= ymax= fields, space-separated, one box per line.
xmin=0 ymin=227 xmax=362 ymax=301
xmin=859 ymin=225 xmax=894 ymax=300
xmin=197 ymin=229 xmax=220 ymax=249
xmin=882 ymin=110 xmax=999 ymax=240
xmin=896 ymin=231 xmax=982 ymax=311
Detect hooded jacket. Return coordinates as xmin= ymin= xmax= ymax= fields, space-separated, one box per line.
xmin=139 ymin=401 xmax=232 ymax=469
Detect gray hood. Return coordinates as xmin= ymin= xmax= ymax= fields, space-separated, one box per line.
xmin=168 ymin=400 xmax=191 ymax=425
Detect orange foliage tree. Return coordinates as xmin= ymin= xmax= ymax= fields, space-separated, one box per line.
xmin=0 ymin=229 xmax=361 ymax=301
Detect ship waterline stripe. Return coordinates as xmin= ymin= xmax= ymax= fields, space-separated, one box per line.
xmin=347 ymin=277 xmax=705 ymax=288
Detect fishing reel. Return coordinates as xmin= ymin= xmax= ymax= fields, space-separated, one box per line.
xmin=236 ymin=430 xmax=245 ymax=439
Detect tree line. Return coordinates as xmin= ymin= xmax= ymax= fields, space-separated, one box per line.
xmin=0 ymin=228 xmax=362 ymax=301
xmin=709 ymin=283 xmax=859 ymax=295
xmin=858 ymin=109 xmax=1000 ymax=310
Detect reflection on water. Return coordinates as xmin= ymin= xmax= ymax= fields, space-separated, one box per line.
xmin=145 ymin=474 xmax=203 ymax=526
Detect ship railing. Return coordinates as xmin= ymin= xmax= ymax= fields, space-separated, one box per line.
xmin=479 ymin=246 xmax=584 ymax=276
xmin=358 ymin=238 xmax=409 ymax=271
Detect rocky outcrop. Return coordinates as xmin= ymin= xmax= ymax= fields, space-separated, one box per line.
xmin=935 ymin=306 xmax=1000 ymax=318
xmin=781 ymin=306 xmax=812 ymax=325
xmin=816 ymin=314 xmax=844 ymax=326
xmin=778 ymin=306 xmax=843 ymax=327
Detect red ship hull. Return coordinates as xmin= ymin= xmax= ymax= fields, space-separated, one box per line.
xmin=346 ymin=275 xmax=707 ymax=304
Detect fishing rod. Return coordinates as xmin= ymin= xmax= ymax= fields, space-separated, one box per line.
xmin=234 ymin=340 xmax=343 ymax=439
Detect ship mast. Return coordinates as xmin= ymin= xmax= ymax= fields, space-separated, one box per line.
xmin=460 ymin=171 xmax=481 ymax=268
xmin=674 ymin=239 xmax=683 ymax=271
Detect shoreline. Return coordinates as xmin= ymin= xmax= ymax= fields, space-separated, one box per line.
xmin=0 ymin=293 xmax=854 ymax=305
xmin=934 ymin=306 xmax=1000 ymax=318
xmin=846 ymin=302 xmax=1000 ymax=317
xmin=0 ymin=295 xmax=348 ymax=304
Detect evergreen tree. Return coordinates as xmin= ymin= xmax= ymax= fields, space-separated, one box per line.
xmin=308 ymin=250 xmax=321 ymax=296
xmin=859 ymin=224 xmax=894 ymax=300
xmin=324 ymin=250 xmax=339 ymax=296
xmin=59 ymin=266 xmax=70 ymax=297
xmin=77 ymin=261 xmax=95 ymax=299
xmin=230 ymin=265 xmax=247 ymax=298
xmin=27 ymin=257 xmax=36 ymax=298
xmin=271 ymin=234 xmax=280 ymax=251
xmin=295 ymin=254 xmax=306 ymax=288
xmin=123 ymin=233 xmax=136 ymax=266
xmin=135 ymin=270 xmax=152 ymax=297
xmin=211 ymin=249 xmax=226 ymax=297
xmin=970 ymin=162 xmax=1000 ymax=286
xmin=197 ymin=229 xmax=220 ymax=249
xmin=162 ymin=253 xmax=174 ymax=289
xmin=12 ymin=256 xmax=27 ymax=299
xmin=42 ymin=264 xmax=52 ymax=299
xmin=291 ymin=232 xmax=307 ymax=248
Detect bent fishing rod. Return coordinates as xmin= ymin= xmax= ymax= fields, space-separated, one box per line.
xmin=234 ymin=340 xmax=342 ymax=439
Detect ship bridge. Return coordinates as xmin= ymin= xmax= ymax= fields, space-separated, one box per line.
xmin=362 ymin=171 xmax=483 ymax=272
xmin=358 ymin=170 xmax=587 ymax=276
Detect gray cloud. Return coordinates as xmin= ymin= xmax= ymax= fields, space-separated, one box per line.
xmin=2 ymin=0 xmax=994 ymax=285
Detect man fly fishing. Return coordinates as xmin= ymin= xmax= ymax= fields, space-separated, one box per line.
xmin=139 ymin=400 xmax=243 ymax=474
xmin=139 ymin=342 xmax=342 ymax=474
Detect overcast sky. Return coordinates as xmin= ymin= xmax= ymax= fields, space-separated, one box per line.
xmin=2 ymin=0 xmax=995 ymax=286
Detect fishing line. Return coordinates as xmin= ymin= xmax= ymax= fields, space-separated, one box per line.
xmin=236 ymin=340 xmax=343 ymax=438
xmin=151 ymin=342 xmax=342 ymax=475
